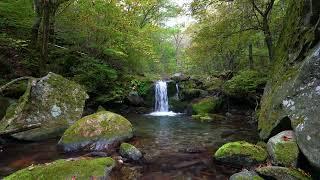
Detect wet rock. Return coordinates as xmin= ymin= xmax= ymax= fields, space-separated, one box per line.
xmin=127 ymin=91 xmax=144 ymax=106
xmin=4 ymin=157 xmax=115 ymax=180
xmin=119 ymin=143 xmax=142 ymax=161
xmin=214 ymin=141 xmax=267 ymax=166
xmin=58 ymin=111 xmax=133 ymax=152
xmin=229 ymin=169 xmax=263 ymax=180
xmin=0 ymin=73 xmax=88 ymax=141
xmin=267 ymin=130 xmax=299 ymax=167
xmin=256 ymin=166 xmax=311 ymax=180
xmin=181 ymin=88 xmax=207 ymax=101
xmin=192 ymin=97 xmax=222 ymax=115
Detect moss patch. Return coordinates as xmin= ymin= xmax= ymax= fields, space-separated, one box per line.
xmin=4 ymin=157 xmax=115 ymax=180
xmin=214 ymin=141 xmax=267 ymax=163
xmin=273 ymin=142 xmax=299 ymax=167
xmin=192 ymin=97 xmax=222 ymax=115
xmin=256 ymin=166 xmax=311 ymax=180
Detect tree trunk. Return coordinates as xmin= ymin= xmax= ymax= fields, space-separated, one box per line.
xmin=263 ymin=18 xmax=274 ymax=62
xmin=49 ymin=7 xmax=57 ymax=43
xmin=40 ymin=0 xmax=50 ymax=75
xmin=249 ymin=43 xmax=254 ymax=69
xmin=31 ymin=0 xmax=42 ymax=46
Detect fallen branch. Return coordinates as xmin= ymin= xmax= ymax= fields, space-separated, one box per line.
xmin=0 ymin=123 xmax=41 ymax=136
xmin=0 ymin=76 xmax=34 ymax=94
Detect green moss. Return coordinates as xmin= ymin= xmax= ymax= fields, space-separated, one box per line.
xmin=4 ymin=157 xmax=115 ymax=180
xmin=192 ymin=97 xmax=222 ymax=115
xmin=274 ymin=142 xmax=299 ymax=166
xmin=60 ymin=111 xmax=132 ymax=144
xmin=192 ymin=113 xmax=225 ymax=122
xmin=214 ymin=141 xmax=267 ymax=162
xmin=256 ymin=166 xmax=311 ymax=180
xmin=223 ymin=70 xmax=267 ymax=96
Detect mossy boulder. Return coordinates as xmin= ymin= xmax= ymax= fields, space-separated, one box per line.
xmin=223 ymin=70 xmax=266 ymax=97
xmin=0 ymin=73 xmax=88 ymax=141
xmin=4 ymin=157 xmax=115 ymax=180
xmin=169 ymin=98 xmax=188 ymax=113
xmin=119 ymin=143 xmax=142 ymax=161
xmin=229 ymin=169 xmax=263 ymax=180
xmin=258 ymin=0 xmax=320 ymax=169
xmin=214 ymin=141 xmax=267 ymax=166
xmin=181 ymin=88 xmax=208 ymax=101
xmin=192 ymin=97 xmax=222 ymax=115
xmin=0 ymin=96 xmax=15 ymax=120
xmin=267 ymin=131 xmax=299 ymax=167
xmin=58 ymin=111 xmax=133 ymax=152
xmin=255 ymin=166 xmax=311 ymax=180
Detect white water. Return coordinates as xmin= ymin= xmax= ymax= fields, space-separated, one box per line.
xmin=149 ymin=80 xmax=179 ymax=116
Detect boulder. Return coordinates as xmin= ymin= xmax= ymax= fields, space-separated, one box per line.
xmin=127 ymin=91 xmax=144 ymax=106
xmin=229 ymin=169 xmax=263 ymax=180
xmin=58 ymin=111 xmax=133 ymax=152
xmin=0 ymin=96 xmax=15 ymax=120
xmin=214 ymin=141 xmax=267 ymax=166
xmin=4 ymin=157 xmax=115 ymax=180
xmin=256 ymin=166 xmax=311 ymax=180
xmin=181 ymin=88 xmax=208 ymax=101
xmin=267 ymin=131 xmax=299 ymax=167
xmin=119 ymin=143 xmax=143 ymax=161
xmin=192 ymin=97 xmax=222 ymax=115
xmin=171 ymin=73 xmax=189 ymax=82
xmin=0 ymin=73 xmax=88 ymax=141
xmin=258 ymin=0 xmax=320 ymax=169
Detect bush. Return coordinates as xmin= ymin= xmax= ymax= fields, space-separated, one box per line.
xmin=223 ymin=70 xmax=267 ymax=96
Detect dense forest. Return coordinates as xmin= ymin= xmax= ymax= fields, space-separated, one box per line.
xmin=0 ymin=0 xmax=319 ymax=179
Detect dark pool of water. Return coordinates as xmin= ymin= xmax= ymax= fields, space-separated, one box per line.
xmin=0 ymin=112 xmax=259 ymax=179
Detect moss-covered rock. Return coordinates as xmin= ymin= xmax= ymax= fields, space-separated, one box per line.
xmin=169 ymin=98 xmax=188 ymax=113
xmin=58 ymin=111 xmax=133 ymax=152
xmin=192 ymin=113 xmax=225 ymax=122
xmin=181 ymin=88 xmax=208 ymax=101
xmin=229 ymin=169 xmax=263 ymax=180
xmin=223 ymin=70 xmax=266 ymax=96
xmin=0 ymin=73 xmax=88 ymax=141
xmin=214 ymin=141 xmax=267 ymax=166
xmin=267 ymin=131 xmax=299 ymax=167
xmin=119 ymin=143 xmax=142 ymax=161
xmin=256 ymin=166 xmax=311 ymax=180
xmin=0 ymin=96 xmax=15 ymax=120
xmin=4 ymin=157 xmax=115 ymax=180
xmin=192 ymin=97 xmax=222 ymax=115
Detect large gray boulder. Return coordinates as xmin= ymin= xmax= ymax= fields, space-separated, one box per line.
xmin=258 ymin=0 xmax=320 ymax=169
xmin=58 ymin=111 xmax=133 ymax=152
xmin=0 ymin=73 xmax=88 ymax=141
xmin=267 ymin=130 xmax=299 ymax=167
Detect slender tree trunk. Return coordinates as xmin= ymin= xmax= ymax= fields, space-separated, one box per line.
xmin=263 ymin=18 xmax=274 ymax=62
xmin=31 ymin=0 xmax=42 ymax=46
xmin=249 ymin=43 xmax=254 ymax=69
xmin=49 ymin=7 xmax=57 ymax=43
xmin=40 ymin=0 xmax=50 ymax=75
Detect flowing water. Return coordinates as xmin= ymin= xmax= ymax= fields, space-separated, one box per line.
xmin=154 ymin=81 xmax=169 ymax=112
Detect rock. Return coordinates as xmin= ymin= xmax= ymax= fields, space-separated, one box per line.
xmin=256 ymin=166 xmax=311 ymax=180
xmin=181 ymin=88 xmax=208 ymax=101
xmin=171 ymin=73 xmax=189 ymax=82
xmin=0 ymin=96 xmax=15 ymax=120
xmin=97 ymin=105 xmax=106 ymax=112
xmin=0 ymin=73 xmax=88 ymax=141
xmin=192 ymin=97 xmax=222 ymax=115
xmin=119 ymin=143 xmax=142 ymax=161
xmin=127 ymin=91 xmax=144 ymax=106
xmin=214 ymin=141 xmax=267 ymax=166
xmin=267 ymin=131 xmax=299 ymax=167
xmin=4 ymin=157 xmax=115 ymax=180
xmin=169 ymin=98 xmax=188 ymax=113
xmin=58 ymin=111 xmax=133 ymax=152
xmin=1 ymin=80 xmax=27 ymax=99
xmin=192 ymin=113 xmax=225 ymax=122
xmin=229 ymin=169 xmax=263 ymax=180
xmin=257 ymin=0 xmax=320 ymax=169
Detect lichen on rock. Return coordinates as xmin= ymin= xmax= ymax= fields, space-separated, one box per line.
xmin=4 ymin=157 xmax=115 ymax=180
xmin=58 ymin=111 xmax=133 ymax=152
xmin=0 ymin=73 xmax=88 ymax=141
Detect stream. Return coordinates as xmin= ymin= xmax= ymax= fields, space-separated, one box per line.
xmin=0 ymin=111 xmax=259 ymax=179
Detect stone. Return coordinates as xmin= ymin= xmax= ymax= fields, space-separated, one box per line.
xmin=214 ymin=141 xmax=267 ymax=167
xmin=0 ymin=96 xmax=15 ymax=120
xmin=192 ymin=97 xmax=222 ymax=115
xmin=58 ymin=111 xmax=133 ymax=152
xmin=127 ymin=91 xmax=144 ymax=106
xmin=256 ymin=166 xmax=311 ymax=180
xmin=229 ymin=169 xmax=263 ymax=180
xmin=119 ymin=143 xmax=143 ymax=161
xmin=267 ymin=131 xmax=299 ymax=167
xmin=0 ymin=73 xmax=88 ymax=141
xmin=4 ymin=157 xmax=115 ymax=180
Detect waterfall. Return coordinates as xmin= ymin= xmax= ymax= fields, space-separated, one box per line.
xmin=154 ymin=81 xmax=169 ymax=112
xmin=175 ymin=83 xmax=179 ymax=100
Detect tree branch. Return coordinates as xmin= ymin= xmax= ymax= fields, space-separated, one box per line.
xmin=0 ymin=77 xmax=34 ymax=94
xmin=0 ymin=123 xmax=41 ymax=136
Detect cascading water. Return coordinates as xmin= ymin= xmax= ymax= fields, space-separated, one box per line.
xmin=154 ymin=81 xmax=169 ymax=112
xmin=149 ymin=81 xmax=179 ymax=116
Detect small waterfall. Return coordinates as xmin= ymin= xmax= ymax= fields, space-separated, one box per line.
xmin=175 ymin=83 xmax=179 ymax=100
xmin=154 ymin=81 xmax=169 ymax=112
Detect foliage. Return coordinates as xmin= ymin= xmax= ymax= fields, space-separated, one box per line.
xmin=223 ymin=70 xmax=267 ymax=96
